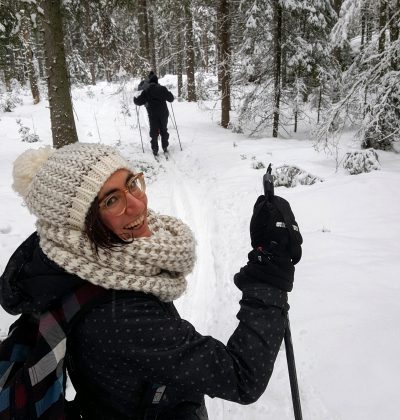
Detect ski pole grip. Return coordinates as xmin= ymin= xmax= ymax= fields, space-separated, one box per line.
xmin=263 ymin=163 xmax=274 ymax=201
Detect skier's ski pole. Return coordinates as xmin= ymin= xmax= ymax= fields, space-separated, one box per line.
xmin=169 ymin=103 xmax=182 ymax=151
xmin=135 ymin=105 xmax=144 ymax=153
xmin=263 ymin=164 xmax=303 ymax=420
xmin=284 ymin=316 xmax=303 ymax=420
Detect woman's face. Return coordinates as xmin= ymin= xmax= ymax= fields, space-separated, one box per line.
xmin=98 ymin=169 xmax=151 ymax=240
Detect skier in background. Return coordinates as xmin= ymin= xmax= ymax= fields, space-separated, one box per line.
xmin=134 ymin=72 xmax=174 ymax=156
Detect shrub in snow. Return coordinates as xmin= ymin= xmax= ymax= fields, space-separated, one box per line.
xmin=86 ymin=87 xmax=95 ymax=99
xmin=274 ymin=165 xmax=323 ymax=187
xmin=16 ymin=119 xmax=40 ymax=143
xmin=252 ymin=161 xmax=265 ymax=170
xmin=230 ymin=122 xmax=243 ymax=134
xmin=0 ymin=92 xmax=22 ymax=112
xmin=10 ymin=78 xmax=22 ymax=94
xmin=342 ymin=149 xmax=380 ymax=175
xmin=195 ymin=72 xmax=218 ymax=101
xmin=120 ymin=101 xmax=131 ymax=117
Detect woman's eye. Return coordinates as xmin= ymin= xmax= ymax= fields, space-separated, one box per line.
xmin=128 ymin=178 xmax=139 ymax=191
xmin=105 ymin=195 xmax=120 ymax=208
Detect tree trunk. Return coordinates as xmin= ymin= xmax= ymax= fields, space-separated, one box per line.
xmin=389 ymin=0 xmax=399 ymax=70
xmin=363 ymin=86 xmax=368 ymax=119
xmin=33 ymin=16 xmax=46 ymax=78
xmin=21 ymin=10 xmax=40 ymax=104
xmin=378 ymin=0 xmax=387 ymax=54
xmin=216 ymin=20 xmax=222 ymax=91
xmin=148 ymin=7 xmax=157 ymax=73
xmin=83 ymin=2 xmax=96 ymax=85
xmin=15 ymin=48 xmax=26 ymax=85
xmin=317 ymin=86 xmax=322 ymax=124
xmin=40 ymin=0 xmax=78 ymax=148
xmin=137 ymin=0 xmax=150 ymax=74
xmin=366 ymin=0 xmax=373 ymax=43
xmin=218 ymin=0 xmax=230 ymax=128
xmin=272 ymin=2 xmax=283 ymax=138
xmin=177 ymin=27 xmax=183 ymax=97
xmin=203 ymin=31 xmax=209 ymax=72
xmin=184 ymin=1 xmax=196 ymax=102
xmin=361 ymin=2 xmax=367 ymax=51
xmin=2 ymin=50 xmax=13 ymax=91
xmin=332 ymin=0 xmax=343 ymax=16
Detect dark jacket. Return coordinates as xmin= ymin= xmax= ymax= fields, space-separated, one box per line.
xmin=134 ymin=81 xmax=174 ymax=119
xmin=0 ymin=233 xmax=289 ymax=419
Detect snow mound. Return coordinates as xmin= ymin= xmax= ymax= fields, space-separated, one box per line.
xmin=343 ymin=148 xmax=380 ymax=175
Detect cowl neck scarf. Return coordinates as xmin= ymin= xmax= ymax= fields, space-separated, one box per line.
xmin=36 ymin=210 xmax=196 ymax=302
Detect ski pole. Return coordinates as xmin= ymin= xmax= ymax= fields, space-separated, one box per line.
xmin=169 ymin=103 xmax=182 ymax=151
xmin=263 ymin=164 xmax=303 ymax=420
xmin=284 ymin=316 xmax=303 ymax=420
xmin=135 ymin=105 xmax=144 ymax=153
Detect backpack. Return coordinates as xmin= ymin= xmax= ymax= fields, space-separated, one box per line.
xmin=0 ymin=282 xmax=108 ymax=420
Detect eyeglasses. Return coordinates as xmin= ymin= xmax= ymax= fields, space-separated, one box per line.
xmin=99 ymin=172 xmax=146 ymax=216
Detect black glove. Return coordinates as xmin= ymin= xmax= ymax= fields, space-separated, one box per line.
xmin=250 ymin=195 xmax=303 ymax=265
xmin=234 ymin=250 xmax=295 ymax=292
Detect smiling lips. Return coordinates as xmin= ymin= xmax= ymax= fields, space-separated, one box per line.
xmin=124 ymin=214 xmax=145 ymax=230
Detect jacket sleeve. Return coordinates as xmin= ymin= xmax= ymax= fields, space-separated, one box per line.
xmin=165 ymin=88 xmax=174 ymax=103
xmin=73 ymin=282 xmax=288 ymax=405
xmin=134 ymin=90 xmax=147 ymax=106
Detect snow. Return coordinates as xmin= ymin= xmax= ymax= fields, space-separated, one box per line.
xmin=1 ymin=77 xmax=400 ymax=420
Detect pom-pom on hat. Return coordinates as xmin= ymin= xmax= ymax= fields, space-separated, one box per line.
xmin=12 ymin=143 xmax=133 ymax=230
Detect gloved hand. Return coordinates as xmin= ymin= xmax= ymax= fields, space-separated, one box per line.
xmin=250 ymin=195 xmax=302 ymax=265
xmin=234 ymin=195 xmax=302 ymax=293
xmin=234 ymin=250 xmax=295 ymax=292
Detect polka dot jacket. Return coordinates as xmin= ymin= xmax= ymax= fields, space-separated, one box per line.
xmin=0 ymin=233 xmax=290 ymax=419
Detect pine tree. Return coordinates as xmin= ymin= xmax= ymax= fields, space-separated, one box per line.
xmin=236 ymin=0 xmax=335 ymax=137
xmin=315 ymin=0 xmax=400 ymax=151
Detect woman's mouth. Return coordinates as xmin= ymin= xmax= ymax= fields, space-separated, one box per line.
xmin=124 ymin=214 xmax=145 ymax=230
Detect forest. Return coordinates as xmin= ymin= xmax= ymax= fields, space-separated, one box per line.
xmin=0 ymin=0 xmax=399 ymax=152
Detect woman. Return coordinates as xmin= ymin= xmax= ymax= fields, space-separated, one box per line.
xmin=0 ymin=143 xmax=301 ymax=419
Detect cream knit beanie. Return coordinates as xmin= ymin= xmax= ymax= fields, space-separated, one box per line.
xmin=12 ymin=143 xmax=133 ymax=230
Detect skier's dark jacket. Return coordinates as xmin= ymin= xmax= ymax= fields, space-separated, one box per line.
xmin=0 ymin=232 xmax=290 ymax=419
xmin=134 ymin=76 xmax=174 ymax=119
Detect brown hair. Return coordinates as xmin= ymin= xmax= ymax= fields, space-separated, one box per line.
xmin=84 ymin=196 xmax=128 ymax=254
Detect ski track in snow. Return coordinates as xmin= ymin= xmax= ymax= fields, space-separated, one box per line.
xmin=158 ymin=153 xmax=218 ymax=334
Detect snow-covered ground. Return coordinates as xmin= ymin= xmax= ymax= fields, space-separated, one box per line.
xmin=1 ymin=77 xmax=399 ymax=420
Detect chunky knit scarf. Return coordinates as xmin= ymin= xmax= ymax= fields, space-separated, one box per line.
xmin=36 ymin=210 xmax=196 ymax=302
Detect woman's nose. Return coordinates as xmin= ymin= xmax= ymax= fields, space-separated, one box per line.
xmin=124 ymin=192 xmax=143 ymax=213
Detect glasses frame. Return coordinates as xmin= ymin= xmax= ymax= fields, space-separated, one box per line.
xmin=98 ymin=172 xmax=146 ymax=216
